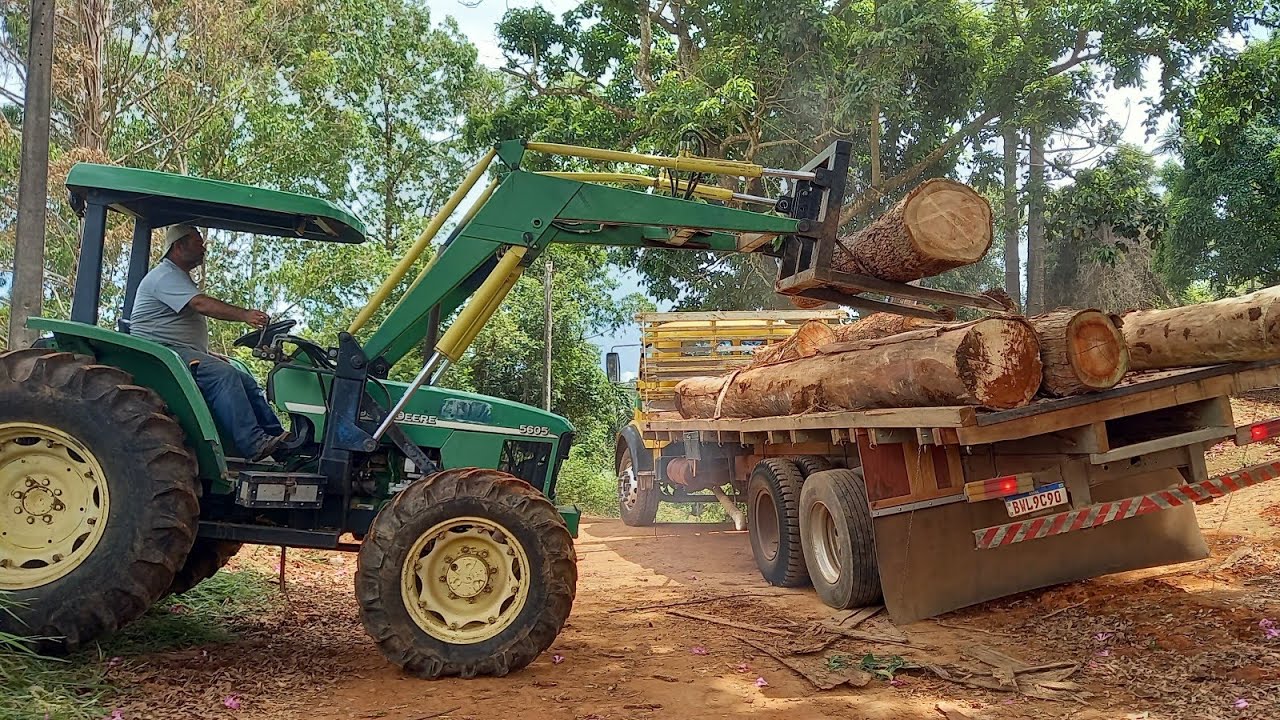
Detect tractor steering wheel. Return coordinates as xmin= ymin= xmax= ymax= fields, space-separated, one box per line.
xmin=233 ymin=318 xmax=297 ymax=349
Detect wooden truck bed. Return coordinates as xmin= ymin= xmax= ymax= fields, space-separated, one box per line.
xmin=640 ymin=359 xmax=1280 ymax=450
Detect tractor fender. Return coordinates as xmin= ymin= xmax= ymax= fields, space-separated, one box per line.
xmin=28 ymin=317 xmax=231 ymax=492
xmin=616 ymin=422 xmax=655 ymax=489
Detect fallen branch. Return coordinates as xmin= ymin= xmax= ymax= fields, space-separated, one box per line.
xmin=608 ymin=592 xmax=790 ymax=613
xmin=667 ymin=609 xmax=790 ymax=636
xmin=819 ymin=623 xmax=912 ymax=647
xmin=736 ymin=635 xmax=871 ymax=690
xmin=838 ymin=605 xmax=883 ymax=629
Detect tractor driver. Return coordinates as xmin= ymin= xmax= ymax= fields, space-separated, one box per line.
xmin=129 ymin=224 xmax=290 ymax=462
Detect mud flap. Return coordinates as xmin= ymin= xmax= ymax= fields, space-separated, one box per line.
xmin=873 ymin=469 xmax=1208 ymax=623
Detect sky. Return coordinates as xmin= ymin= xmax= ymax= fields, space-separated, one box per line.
xmin=430 ymin=0 xmax=1180 ymax=381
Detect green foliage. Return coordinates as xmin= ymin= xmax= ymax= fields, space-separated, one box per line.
xmin=1045 ymin=145 xmax=1170 ymax=308
xmin=1159 ymin=37 xmax=1280 ymax=295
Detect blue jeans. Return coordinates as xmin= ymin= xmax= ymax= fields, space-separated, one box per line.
xmin=173 ymin=347 xmax=284 ymax=458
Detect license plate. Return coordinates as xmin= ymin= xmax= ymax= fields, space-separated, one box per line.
xmin=1004 ymin=482 xmax=1068 ymax=517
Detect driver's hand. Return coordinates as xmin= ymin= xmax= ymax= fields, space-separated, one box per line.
xmin=244 ymin=310 xmax=270 ymax=328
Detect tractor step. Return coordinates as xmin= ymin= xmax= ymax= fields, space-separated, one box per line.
xmin=235 ymin=470 xmax=327 ymax=509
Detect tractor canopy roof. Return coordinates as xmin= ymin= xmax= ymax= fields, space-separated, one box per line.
xmin=66 ymin=163 xmax=367 ymax=244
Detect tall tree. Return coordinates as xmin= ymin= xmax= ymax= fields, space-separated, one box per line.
xmin=1159 ymin=36 xmax=1280 ymax=296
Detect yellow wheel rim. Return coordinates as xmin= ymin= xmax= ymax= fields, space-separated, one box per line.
xmin=400 ymin=515 xmax=531 ymax=645
xmin=0 ymin=422 xmax=110 ymax=590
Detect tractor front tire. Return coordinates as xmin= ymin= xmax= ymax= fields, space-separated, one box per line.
xmin=0 ymin=350 xmax=200 ymax=651
xmin=167 ymin=539 xmax=242 ymax=596
xmin=356 ymin=468 xmax=577 ymax=678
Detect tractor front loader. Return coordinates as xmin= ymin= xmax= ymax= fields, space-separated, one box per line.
xmin=0 ymin=139 xmax=1000 ymax=677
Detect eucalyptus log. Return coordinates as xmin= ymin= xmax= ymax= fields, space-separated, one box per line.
xmin=675 ymin=318 xmax=1042 ymax=418
xmin=833 ymin=178 xmax=993 ymax=282
xmin=1122 ymin=286 xmax=1280 ymax=371
xmin=834 ymin=313 xmax=941 ymax=343
xmin=749 ymin=320 xmax=836 ymax=367
xmin=1029 ymin=309 xmax=1129 ymax=396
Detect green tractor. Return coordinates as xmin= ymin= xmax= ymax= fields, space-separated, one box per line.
xmin=1 ymin=139 xmax=856 ymax=677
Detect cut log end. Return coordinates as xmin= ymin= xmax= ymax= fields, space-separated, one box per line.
xmin=905 ymin=179 xmax=994 ymax=265
xmin=955 ymin=319 xmax=1043 ymax=409
xmin=1067 ymin=312 xmax=1130 ymax=389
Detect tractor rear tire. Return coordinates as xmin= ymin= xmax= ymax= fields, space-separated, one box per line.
xmin=618 ymin=445 xmax=659 ymax=526
xmin=0 ymin=350 xmax=200 ymax=651
xmin=747 ymin=458 xmax=809 ymax=587
xmin=799 ymin=469 xmax=882 ymax=609
xmin=356 ymin=468 xmax=577 ymax=678
xmin=166 ymin=539 xmax=242 ymax=596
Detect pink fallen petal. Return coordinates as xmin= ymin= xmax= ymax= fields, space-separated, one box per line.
xmin=691 ymin=646 xmax=708 ymax=655
xmin=1234 ymin=698 xmax=1249 ymax=709
xmin=889 ymin=679 xmax=903 ymax=687
xmin=735 ymin=663 xmax=750 ymax=673
xmin=552 ymin=654 xmax=565 ymax=665
xmin=223 ymin=696 xmax=241 ymax=710
xmin=1094 ymin=631 xmax=1113 ymax=642
xmin=754 ymin=677 xmax=769 ymax=688
xmin=1097 ymin=649 xmax=1111 ymax=657
xmin=109 ymin=710 xmax=125 ymax=720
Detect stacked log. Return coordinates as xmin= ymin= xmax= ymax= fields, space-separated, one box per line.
xmin=675 ymin=318 xmax=1043 ymax=418
xmin=834 ymin=313 xmax=941 ymax=343
xmin=1122 ymin=286 xmax=1280 ymax=370
xmin=748 ymin=321 xmax=836 ymax=367
xmin=1029 ymin=309 xmax=1129 ymax=396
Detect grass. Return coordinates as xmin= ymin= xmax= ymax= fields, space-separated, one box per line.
xmin=0 ymin=567 xmax=279 ymax=720
xmin=1 ymin=593 xmax=112 ymax=720
xmin=96 ymin=566 xmax=280 ymax=656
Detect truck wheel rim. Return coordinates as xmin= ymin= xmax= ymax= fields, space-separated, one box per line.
xmin=618 ymin=452 xmax=639 ymax=509
xmin=805 ymin=500 xmax=841 ymax=584
xmin=752 ymin=487 xmax=779 ymax=561
xmin=401 ymin=516 xmax=531 ymax=645
xmin=0 ymin=423 xmax=110 ymax=590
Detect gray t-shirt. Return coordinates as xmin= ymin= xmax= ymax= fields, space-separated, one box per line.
xmin=129 ymin=259 xmax=208 ymax=353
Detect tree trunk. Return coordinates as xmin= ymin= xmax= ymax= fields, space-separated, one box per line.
xmin=1122 ymin=287 xmax=1280 ymax=371
xmin=833 ymin=313 xmax=939 ymax=343
xmin=75 ymin=0 xmax=110 ymax=152
xmin=1025 ymin=127 xmax=1046 ymax=314
xmin=749 ymin=320 xmax=836 ymax=368
xmin=1029 ymin=309 xmax=1128 ymax=396
xmin=675 ymin=318 xmax=1042 ymax=418
xmin=1002 ymin=124 xmax=1021 ymax=311
xmin=831 ymin=178 xmax=992 ymax=283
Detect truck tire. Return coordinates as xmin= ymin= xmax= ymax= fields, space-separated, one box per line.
xmin=356 ymin=467 xmax=577 ymax=678
xmin=166 ymin=539 xmax=242 ymax=596
xmin=747 ymin=458 xmax=808 ymax=587
xmin=790 ymin=455 xmax=833 ymax=479
xmin=618 ymin=445 xmax=659 ymax=526
xmin=799 ymin=469 xmax=882 ymax=609
xmin=0 ymin=350 xmax=200 ymax=651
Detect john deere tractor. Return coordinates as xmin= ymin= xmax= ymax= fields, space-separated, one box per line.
xmin=1 ymin=139 xmax=855 ymax=677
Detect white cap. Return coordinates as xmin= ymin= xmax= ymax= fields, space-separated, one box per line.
xmin=162 ymin=224 xmax=198 ymax=256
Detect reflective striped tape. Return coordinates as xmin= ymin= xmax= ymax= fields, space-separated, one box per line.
xmin=973 ymin=460 xmax=1280 ymax=550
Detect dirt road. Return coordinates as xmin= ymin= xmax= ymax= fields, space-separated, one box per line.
xmin=108 ymin=397 xmax=1280 ymax=720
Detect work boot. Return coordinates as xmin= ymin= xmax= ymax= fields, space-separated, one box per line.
xmin=251 ymin=431 xmax=291 ymax=463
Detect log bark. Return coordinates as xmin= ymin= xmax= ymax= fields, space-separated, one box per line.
xmin=1029 ymin=309 xmax=1129 ymax=396
xmin=1122 ymin=286 xmax=1280 ymax=371
xmin=749 ymin=320 xmax=836 ymax=367
xmin=833 ymin=178 xmax=993 ymax=282
xmin=834 ymin=313 xmax=940 ymax=343
xmin=675 ymin=318 xmax=1042 ymax=418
